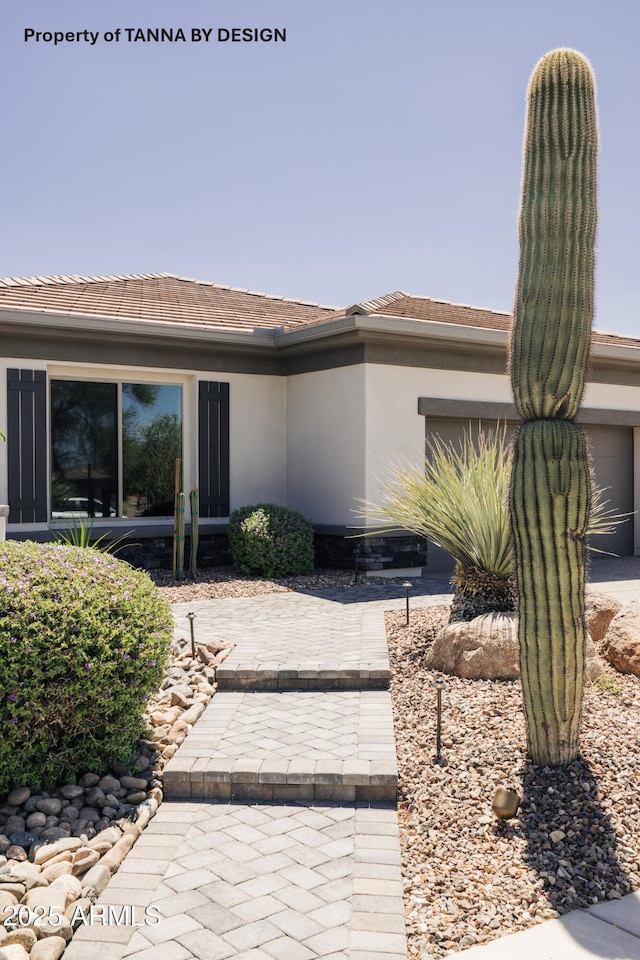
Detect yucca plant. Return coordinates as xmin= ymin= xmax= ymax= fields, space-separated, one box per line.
xmin=358 ymin=425 xmax=513 ymax=621
xmin=357 ymin=423 xmax=626 ymax=622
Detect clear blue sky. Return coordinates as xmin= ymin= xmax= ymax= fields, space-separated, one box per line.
xmin=2 ymin=0 xmax=640 ymax=336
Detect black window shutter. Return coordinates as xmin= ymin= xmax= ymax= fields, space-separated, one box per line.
xmin=198 ymin=381 xmax=230 ymax=518
xmin=7 ymin=369 xmax=47 ymax=523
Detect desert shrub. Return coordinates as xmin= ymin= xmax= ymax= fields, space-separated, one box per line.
xmin=357 ymin=423 xmax=628 ymax=622
xmin=228 ymin=503 xmax=314 ymax=577
xmin=0 ymin=541 xmax=173 ymax=796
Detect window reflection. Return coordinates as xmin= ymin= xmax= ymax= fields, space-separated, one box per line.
xmin=50 ymin=381 xmax=182 ymax=520
xmin=122 ymin=384 xmax=182 ymax=517
xmin=51 ymin=381 xmax=118 ymax=518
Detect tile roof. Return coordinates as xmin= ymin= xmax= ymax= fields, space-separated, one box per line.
xmin=327 ymin=291 xmax=640 ymax=350
xmin=0 ymin=272 xmax=339 ymax=333
xmin=0 ymin=273 xmax=636 ymax=350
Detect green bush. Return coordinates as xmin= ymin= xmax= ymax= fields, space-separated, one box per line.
xmin=228 ymin=503 xmax=314 ymax=577
xmin=0 ymin=541 xmax=173 ymax=796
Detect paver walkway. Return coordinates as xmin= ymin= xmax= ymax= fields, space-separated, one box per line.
xmin=54 ymin=560 xmax=640 ymax=960
xmin=64 ymin=577 xmax=451 ymax=960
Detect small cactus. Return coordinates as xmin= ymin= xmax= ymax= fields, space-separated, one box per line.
xmin=508 ymin=49 xmax=598 ymax=765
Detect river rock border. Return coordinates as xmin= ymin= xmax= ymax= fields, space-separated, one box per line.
xmin=0 ymin=633 xmax=234 ymax=960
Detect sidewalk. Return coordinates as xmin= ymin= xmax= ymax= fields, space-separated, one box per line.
xmin=61 ymin=563 xmax=640 ymax=960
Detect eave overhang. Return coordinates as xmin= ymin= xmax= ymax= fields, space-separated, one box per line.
xmin=1 ymin=305 xmax=639 ymax=380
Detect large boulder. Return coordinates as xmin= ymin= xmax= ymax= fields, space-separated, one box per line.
xmin=601 ymin=601 xmax=640 ymax=676
xmin=426 ymin=612 xmax=604 ymax=681
xmin=585 ymin=590 xmax=623 ymax=642
xmin=426 ymin=612 xmax=520 ymax=680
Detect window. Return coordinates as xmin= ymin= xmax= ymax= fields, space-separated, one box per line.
xmin=50 ymin=381 xmax=182 ymax=519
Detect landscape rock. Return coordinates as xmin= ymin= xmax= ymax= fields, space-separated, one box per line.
xmin=30 ymin=937 xmax=67 ymax=960
xmin=79 ymin=864 xmax=110 ymax=896
xmin=36 ymin=916 xmax=73 ymax=942
xmin=4 ymin=820 xmax=25 ymax=838
xmin=70 ymin=849 xmax=99 ymax=877
xmin=601 ymin=600 xmax=640 ymax=675
xmin=0 ymin=884 xmax=25 ymax=899
xmin=180 ymin=703 xmax=206 ymax=725
xmin=34 ymin=800 xmax=62 ymax=818
xmin=427 ymin=611 xmax=604 ymax=681
xmin=119 ymin=777 xmax=147 ymax=792
xmin=49 ymin=875 xmax=82 ymax=907
xmin=58 ymin=786 xmax=83 ymax=802
xmin=4 ymin=848 xmax=27 ymax=864
xmin=0 ymin=943 xmax=29 ymax=960
xmin=426 ymin=612 xmax=520 ymax=679
xmin=6 ymin=791 xmax=29 ymax=809
xmin=41 ymin=862 xmax=73 ymax=883
xmin=586 ymin=590 xmax=623 ymax=642
xmin=2 ymin=929 xmax=37 ymax=951
xmin=24 ymin=887 xmax=65 ymax=910
xmin=585 ymin=633 xmax=605 ymax=680
xmin=77 ymin=774 xmax=99 ymax=789
xmin=0 ymin=891 xmax=18 ymax=911
xmin=65 ymin=898 xmax=92 ymax=928
xmin=24 ymin=814 xmax=46 ymax=831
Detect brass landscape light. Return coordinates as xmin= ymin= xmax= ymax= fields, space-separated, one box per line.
xmin=491 ymin=787 xmax=521 ymax=820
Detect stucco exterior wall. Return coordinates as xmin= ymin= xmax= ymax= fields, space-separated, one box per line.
xmin=227 ymin=371 xmax=286 ymax=511
xmin=363 ymin=365 xmax=512 ymax=513
xmin=584 ymin=381 xmax=640 ymax=412
xmin=285 ymin=366 xmax=365 ymax=524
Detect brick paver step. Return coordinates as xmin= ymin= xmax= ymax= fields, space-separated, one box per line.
xmin=163 ymin=690 xmax=398 ymax=803
xmin=173 ymin=599 xmax=392 ymax=691
xmin=216 ymin=658 xmax=390 ymax=691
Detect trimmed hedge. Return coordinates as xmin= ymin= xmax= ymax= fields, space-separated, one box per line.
xmin=228 ymin=503 xmax=314 ymax=578
xmin=0 ymin=541 xmax=173 ymax=796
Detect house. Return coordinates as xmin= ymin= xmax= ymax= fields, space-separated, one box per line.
xmin=0 ymin=271 xmax=638 ymax=571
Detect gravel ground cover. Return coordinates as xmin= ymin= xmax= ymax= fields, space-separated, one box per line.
xmin=149 ymin=565 xmax=391 ymax=600
xmin=387 ymin=605 xmax=640 ymax=959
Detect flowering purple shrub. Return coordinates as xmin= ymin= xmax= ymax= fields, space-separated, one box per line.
xmin=0 ymin=541 xmax=172 ymax=795
xmin=228 ymin=503 xmax=314 ymax=578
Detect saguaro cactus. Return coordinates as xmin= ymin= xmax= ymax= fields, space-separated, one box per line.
xmin=509 ymin=49 xmax=598 ymax=765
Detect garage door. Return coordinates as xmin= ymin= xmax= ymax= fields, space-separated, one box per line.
xmin=423 ymin=417 xmax=633 ymax=571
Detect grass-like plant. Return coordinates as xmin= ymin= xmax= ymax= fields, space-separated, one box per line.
xmin=357 ymin=423 xmax=627 ymax=621
xmin=358 ymin=425 xmax=513 ymax=620
xmin=53 ymin=517 xmax=135 ymax=556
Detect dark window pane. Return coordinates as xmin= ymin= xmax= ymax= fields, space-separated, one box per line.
xmin=51 ymin=381 xmax=118 ymax=518
xmin=122 ymin=384 xmax=182 ymax=517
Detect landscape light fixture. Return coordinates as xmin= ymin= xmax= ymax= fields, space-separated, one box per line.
xmin=491 ymin=787 xmax=521 ymax=820
xmin=431 ymin=678 xmax=447 ymax=764
xmin=186 ymin=611 xmax=196 ymax=658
